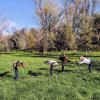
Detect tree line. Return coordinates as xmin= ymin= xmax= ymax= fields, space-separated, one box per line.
xmin=0 ymin=0 xmax=100 ymax=54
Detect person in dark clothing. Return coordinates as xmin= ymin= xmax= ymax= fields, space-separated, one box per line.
xmin=13 ymin=61 xmax=24 ymax=80
xmin=59 ymin=54 xmax=71 ymax=72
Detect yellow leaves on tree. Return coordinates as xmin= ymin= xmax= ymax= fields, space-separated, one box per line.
xmin=27 ymin=32 xmax=35 ymax=50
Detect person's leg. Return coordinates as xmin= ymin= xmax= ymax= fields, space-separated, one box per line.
xmin=62 ymin=61 xmax=64 ymax=72
xmin=88 ymin=62 xmax=93 ymax=73
xmin=15 ymin=69 xmax=18 ymax=80
xmin=50 ymin=64 xmax=53 ymax=75
xmin=88 ymin=64 xmax=91 ymax=73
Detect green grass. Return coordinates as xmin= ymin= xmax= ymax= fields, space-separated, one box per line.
xmin=0 ymin=51 xmax=100 ymax=100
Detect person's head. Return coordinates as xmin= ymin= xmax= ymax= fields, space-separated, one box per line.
xmin=80 ymin=56 xmax=85 ymax=61
xmin=80 ymin=55 xmax=88 ymax=60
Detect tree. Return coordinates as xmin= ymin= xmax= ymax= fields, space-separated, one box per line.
xmin=0 ymin=34 xmax=10 ymax=51
xmin=55 ymin=27 xmax=69 ymax=51
xmin=25 ymin=29 xmax=36 ymax=51
xmin=34 ymin=0 xmax=60 ymax=55
xmin=61 ymin=0 xmax=98 ymax=51
xmin=9 ymin=28 xmax=36 ymax=51
xmin=9 ymin=30 xmax=20 ymax=50
xmin=78 ymin=0 xmax=98 ymax=51
xmin=60 ymin=0 xmax=78 ymax=50
xmin=91 ymin=14 xmax=100 ymax=50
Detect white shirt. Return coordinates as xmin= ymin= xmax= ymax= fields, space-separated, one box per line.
xmin=44 ymin=60 xmax=59 ymax=65
xmin=78 ymin=58 xmax=91 ymax=64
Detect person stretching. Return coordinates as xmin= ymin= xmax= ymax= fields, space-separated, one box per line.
xmin=59 ymin=54 xmax=71 ymax=72
xmin=13 ymin=61 xmax=24 ymax=80
xmin=44 ymin=60 xmax=59 ymax=75
xmin=78 ymin=56 xmax=94 ymax=73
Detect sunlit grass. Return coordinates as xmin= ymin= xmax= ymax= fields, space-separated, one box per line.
xmin=0 ymin=51 xmax=100 ymax=100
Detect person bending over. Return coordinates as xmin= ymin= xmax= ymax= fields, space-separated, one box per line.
xmin=78 ymin=56 xmax=94 ymax=73
xmin=59 ymin=54 xmax=71 ymax=71
xmin=44 ymin=60 xmax=59 ymax=75
xmin=13 ymin=61 xmax=24 ymax=80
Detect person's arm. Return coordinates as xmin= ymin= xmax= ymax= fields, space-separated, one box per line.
xmin=21 ymin=63 xmax=25 ymax=68
xmin=13 ymin=63 xmax=16 ymax=68
xmin=78 ymin=60 xmax=85 ymax=64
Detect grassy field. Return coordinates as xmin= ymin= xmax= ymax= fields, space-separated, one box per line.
xmin=0 ymin=51 xmax=100 ymax=100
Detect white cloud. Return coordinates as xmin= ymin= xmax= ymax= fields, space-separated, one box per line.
xmin=0 ymin=15 xmax=18 ymax=35
xmin=7 ymin=20 xmax=16 ymax=28
xmin=2 ymin=20 xmax=17 ymax=35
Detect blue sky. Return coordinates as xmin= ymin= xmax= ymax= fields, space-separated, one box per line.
xmin=0 ymin=0 xmax=37 ymax=29
xmin=0 ymin=0 xmax=100 ymax=30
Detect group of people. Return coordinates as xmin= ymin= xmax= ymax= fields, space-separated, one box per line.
xmin=45 ymin=55 xmax=96 ymax=75
xmin=13 ymin=55 xmax=96 ymax=80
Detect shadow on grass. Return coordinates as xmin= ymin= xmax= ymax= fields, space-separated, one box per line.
xmin=38 ymin=67 xmax=74 ymax=74
xmin=28 ymin=70 xmax=43 ymax=76
xmin=0 ymin=71 xmax=9 ymax=77
xmin=0 ymin=52 xmax=14 ymax=54
xmin=93 ymin=67 xmax=100 ymax=71
xmin=38 ymin=68 xmax=48 ymax=70
xmin=55 ymin=69 xmax=74 ymax=73
xmin=13 ymin=54 xmax=58 ymax=59
xmin=12 ymin=52 xmax=100 ymax=59
xmin=0 ymin=71 xmax=14 ymax=79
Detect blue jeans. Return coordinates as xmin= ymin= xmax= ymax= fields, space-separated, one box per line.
xmin=88 ymin=61 xmax=94 ymax=73
xmin=15 ymin=69 xmax=18 ymax=80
